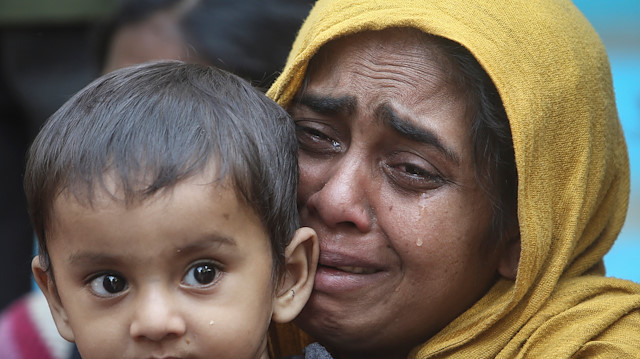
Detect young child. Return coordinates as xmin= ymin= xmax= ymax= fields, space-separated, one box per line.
xmin=25 ymin=61 xmax=318 ymax=359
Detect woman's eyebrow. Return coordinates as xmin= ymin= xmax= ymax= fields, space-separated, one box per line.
xmin=376 ymin=103 xmax=461 ymax=166
xmin=293 ymin=93 xmax=356 ymax=116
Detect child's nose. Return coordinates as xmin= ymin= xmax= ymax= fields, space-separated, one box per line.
xmin=129 ymin=287 xmax=186 ymax=342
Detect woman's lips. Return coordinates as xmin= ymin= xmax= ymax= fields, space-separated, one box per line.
xmin=313 ymin=251 xmax=388 ymax=293
xmin=334 ymin=265 xmax=378 ymax=274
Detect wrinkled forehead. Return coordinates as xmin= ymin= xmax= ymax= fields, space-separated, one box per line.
xmin=299 ymin=28 xmax=471 ymax=118
xmin=305 ymin=28 xmax=453 ymax=85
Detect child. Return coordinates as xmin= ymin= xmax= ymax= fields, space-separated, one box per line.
xmin=25 ymin=61 xmax=318 ymax=359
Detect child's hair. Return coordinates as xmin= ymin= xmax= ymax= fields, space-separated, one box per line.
xmin=25 ymin=61 xmax=299 ymax=277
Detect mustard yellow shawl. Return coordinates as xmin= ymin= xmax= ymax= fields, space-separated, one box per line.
xmin=268 ymin=0 xmax=640 ymax=357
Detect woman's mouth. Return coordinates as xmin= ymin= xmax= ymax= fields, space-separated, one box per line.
xmin=334 ymin=265 xmax=378 ymax=274
xmin=313 ymin=259 xmax=388 ymax=294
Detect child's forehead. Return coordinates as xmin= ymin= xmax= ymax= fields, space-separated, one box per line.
xmin=54 ymin=170 xmax=227 ymax=211
xmin=48 ymin=172 xmax=261 ymax=238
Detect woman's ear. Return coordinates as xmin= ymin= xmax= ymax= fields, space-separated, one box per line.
xmin=498 ymin=235 xmax=520 ymax=281
xmin=32 ymin=256 xmax=75 ymax=342
xmin=272 ymin=227 xmax=318 ymax=323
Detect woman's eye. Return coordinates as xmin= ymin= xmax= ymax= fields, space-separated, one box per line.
xmin=399 ymin=163 xmax=444 ymax=182
xmin=401 ymin=164 xmax=428 ymax=177
xmin=182 ymin=262 xmax=221 ymax=287
xmin=294 ymin=122 xmax=342 ymax=155
xmin=384 ymin=157 xmax=446 ymax=191
xmin=89 ymin=273 xmax=128 ymax=297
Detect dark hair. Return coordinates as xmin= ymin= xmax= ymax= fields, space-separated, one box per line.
xmin=25 ymin=61 xmax=299 ymax=277
xmin=94 ymin=0 xmax=183 ymax=72
xmin=181 ymin=0 xmax=315 ymax=89
xmin=428 ymin=35 xmax=519 ymax=246
xmin=95 ymin=0 xmax=315 ymax=88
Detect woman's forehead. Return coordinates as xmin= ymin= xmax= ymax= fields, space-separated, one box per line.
xmin=310 ymin=29 xmax=447 ymax=72
xmin=303 ymin=34 xmax=467 ymax=121
xmin=306 ymin=30 xmax=460 ymax=99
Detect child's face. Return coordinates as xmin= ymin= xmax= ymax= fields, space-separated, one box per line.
xmin=35 ymin=175 xmax=281 ymax=359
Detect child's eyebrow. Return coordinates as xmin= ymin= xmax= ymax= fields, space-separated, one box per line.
xmin=67 ymin=252 xmax=121 ymax=266
xmin=66 ymin=235 xmax=237 ymax=265
xmin=173 ymin=234 xmax=237 ymax=253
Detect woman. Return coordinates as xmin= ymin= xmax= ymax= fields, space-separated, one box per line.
xmin=267 ymin=0 xmax=640 ymax=358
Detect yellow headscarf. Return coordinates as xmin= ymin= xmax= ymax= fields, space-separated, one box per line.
xmin=268 ymin=0 xmax=640 ymax=357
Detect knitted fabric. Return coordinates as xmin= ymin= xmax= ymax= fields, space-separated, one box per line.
xmin=0 ymin=292 xmax=73 ymax=359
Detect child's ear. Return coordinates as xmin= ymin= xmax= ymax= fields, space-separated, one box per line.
xmin=272 ymin=227 xmax=318 ymax=323
xmin=32 ymin=256 xmax=75 ymax=342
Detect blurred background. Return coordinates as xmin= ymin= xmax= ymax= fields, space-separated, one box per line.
xmin=0 ymin=0 xmax=638 ymax=312
xmin=575 ymin=0 xmax=640 ymax=284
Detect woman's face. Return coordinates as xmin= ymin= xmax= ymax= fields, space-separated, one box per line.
xmin=289 ymin=30 xmax=510 ymax=359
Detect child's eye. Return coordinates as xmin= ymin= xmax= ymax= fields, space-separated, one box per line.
xmin=182 ymin=262 xmax=221 ymax=287
xmin=89 ymin=273 xmax=128 ymax=297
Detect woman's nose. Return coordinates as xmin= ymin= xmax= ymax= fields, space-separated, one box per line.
xmin=129 ymin=287 xmax=186 ymax=342
xmin=305 ymin=154 xmax=373 ymax=232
